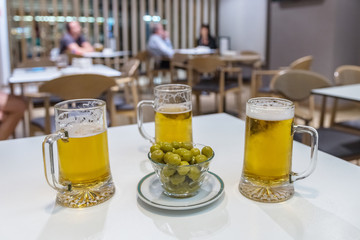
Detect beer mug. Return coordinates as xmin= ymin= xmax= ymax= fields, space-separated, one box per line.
xmin=239 ymin=97 xmax=318 ymax=203
xmin=137 ymin=84 xmax=193 ymax=143
xmin=42 ymin=99 xmax=115 ymax=208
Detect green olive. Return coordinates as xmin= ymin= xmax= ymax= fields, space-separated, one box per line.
xmin=181 ymin=142 xmax=193 ymax=150
xmin=201 ymin=146 xmax=214 ymax=158
xmin=167 ymin=153 xmax=181 ymax=165
xmin=181 ymin=150 xmax=193 ymax=162
xmin=164 ymin=152 xmax=174 ymax=164
xmin=174 ymin=148 xmax=187 ymax=157
xmin=161 ymin=142 xmax=174 ymax=153
xmin=177 ymin=161 xmax=190 ymax=175
xmin=171 ymin=141 xmax=181 ymax=149
xmin=190 ymin=148 xmax=201 ymax=156
xmin=188 ymin=166 xmax=201 ymax=181
xmin=195 ymin=154 xmax=208 ymax=163
xmin=162 ymin=166 xmax=176 ymax=177
xmin=170 ymin=173 xmax=186 ymax=185
xmin=150 ymin=144 xmax=161 ymax=153
xmin=151 ymin=149 xmax=164 ymax=163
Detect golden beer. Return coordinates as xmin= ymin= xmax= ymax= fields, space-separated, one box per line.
xmin=155 ymin=105 xmax=192 ymax=143
xmin=43 ymin=99 xmax=115 ymax=208
xmin=58 ymin=130 xmax=111 ymax=187
xmin=239 ymin=97 xmax=319 ymax=203
xmin=243 ymin=116 xmax=294 ymax=185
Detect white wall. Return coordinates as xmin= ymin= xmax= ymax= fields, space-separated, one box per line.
xmin=218 ymin=0 xmax=268 ymax=62
xmin=0 ymin=0 xmax=10 ymax=87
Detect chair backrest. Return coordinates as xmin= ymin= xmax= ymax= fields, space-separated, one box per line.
xmin=172 ymin=53 xmax=189 ymax=64
xmin=271 ymin=70 xmax=331 ymax=101
xmin=17 ymin=57 xmax=55 ymax=68
xmin=188 ymin=56 xmax=225 ymax=73
xmin=334 ymin=65 xmax=360 ymax=85
xmin=289 ymin=55 xmax=313 ymax=70
xmin=39 ymin=74 xmax=117 ymax=99
xmin=135 ymin=51 xmax=150 ymax=62
xmin=67 ymin=53 xmax=85 ymax=65
xmin=121 ymin=59 xmax=141 ymax=77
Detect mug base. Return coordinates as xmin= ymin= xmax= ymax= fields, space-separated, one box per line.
xmin=239 ymin=177 xmax=294 ymax=203
xmin=56 ymin=178 xmax=115 ymax=208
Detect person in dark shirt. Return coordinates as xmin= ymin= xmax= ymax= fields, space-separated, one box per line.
xmin=59 ymin=21 xmax=94 ymax=54
xmin=197 ymin=24 xmax=217 ymax=49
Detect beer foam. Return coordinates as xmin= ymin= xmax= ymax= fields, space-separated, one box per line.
xmin=157 ymin=104 xmax=191 ymax=114
xmin=65 ymin=123 xmax=105 ymax=137
xmin=56 ymin=108 xmax=106 ymax=137
xmin=246 ymin=98 xmax=294 ymax=121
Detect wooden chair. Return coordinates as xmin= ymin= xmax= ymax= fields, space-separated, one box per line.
xmin=270 ymin=70 xmax=360 ymax=160
xmin=28 ymin=74 xmax=117 ymax=135
xmin=271 ymin=69 xmax=331 ymax=125
xmin=109 ymin=59 xmax=141 ymax=125
xmin=188 ymin=56 xmax=243 ymax=116
xmin=240 ymin=50 xmax=262 ymax=69
xmin=67 ymin=53 xmax=84 ymax=65
xmin=251 ymin=55 xmax=313 ymax=97
xmin=329 ymin=65 xmax=360 ymax=134
xmin=170 ymin=53 xmax=189 ymax=83
xmin=135 ymin=50 xmax=151 ymax=75
xmin=148 ymin=56 xmax=172 ymax=87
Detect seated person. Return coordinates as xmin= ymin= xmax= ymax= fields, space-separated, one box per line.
xmin=197 ymin=24 xmax=217 ymax=49
xmin=0 ymin=92 xmax=26 ymax=140
xmin=147 ymin=24 xmax=174 ymax=69
xmin=60 ymin=21 xmax=94 ymax=55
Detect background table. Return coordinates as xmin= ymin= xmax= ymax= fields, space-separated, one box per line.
xmin=1 ymin=113 xmax=359 ymax=239
xmin=312 ymin=83 xmax=360 ymax=127
xmin=9 ymin=64 xmax=122 ymax=95
xmin=83 ymin=51 xmax=131 ymax=58
xmin=175 ymin=48 xmax=216 ymax=55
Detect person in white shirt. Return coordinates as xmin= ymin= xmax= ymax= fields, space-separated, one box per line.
xmin=147 ymin=24 xmax=174 ymax=69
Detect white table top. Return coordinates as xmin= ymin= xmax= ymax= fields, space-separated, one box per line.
xmin=175 ymin=48 xmax=216 ymax=55
xmin=83 ymin=51 xmax=131 ymax=58
xmin=9 ymin=64 xmax=122 ymax=84
xmin=219 ymin=54 xmax=261 ymax=63
xmin=1 ymin=113 xmax=360 ymax=239
xmin=312 ymin=83 xmax=360 ymax=102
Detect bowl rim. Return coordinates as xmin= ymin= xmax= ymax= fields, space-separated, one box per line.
xmin=148 ymin=143 xmax=215 ymax=167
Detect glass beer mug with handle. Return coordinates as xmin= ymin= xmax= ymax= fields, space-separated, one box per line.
xmin=137 ymin=84 xmax=193 ymax=144
xmin=239 ymin=97 xmax=318 ymax=203
xmin=42 ymin=99 xmax=115 ymax=208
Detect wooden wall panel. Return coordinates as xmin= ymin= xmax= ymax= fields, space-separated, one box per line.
xmin=131 ymin=0 xmax=138 ymax=55
xmin=172 ymin=0 xmax=179 ymax=49
xmin=139 ymin=0 xmax=146 ymax=52
xmin=83 ymin=0 xmax=89 ymax=41
xmin=7 ymin=0 xmax=218 ymax=67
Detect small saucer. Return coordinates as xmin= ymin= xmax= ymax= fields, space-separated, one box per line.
xmin=137 ymin=171 xmax=225 ymax=210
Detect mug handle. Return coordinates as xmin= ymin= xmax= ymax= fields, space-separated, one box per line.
xmin=137 ymin=100 xmax=155 ymax=143
xmin=42 ymin=129 xmax=71 ymax=192
xmin=290 ymin=125 xmax=319 ymax=183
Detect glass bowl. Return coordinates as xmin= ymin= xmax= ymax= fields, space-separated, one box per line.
xmin=148 ymin=143 xmax=214 ymax=198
